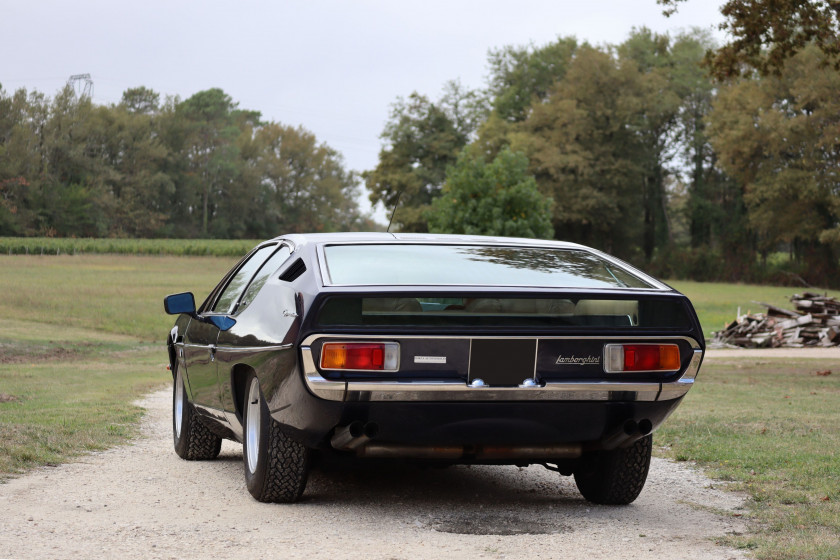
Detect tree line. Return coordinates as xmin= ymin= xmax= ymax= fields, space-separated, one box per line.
xmin=365 ymin=26 xmax=840 ymax=287
xmin=2 ymin=1 xmax=838 ymax=287
xmin=0 ymin=86 xmax=373 ymax=239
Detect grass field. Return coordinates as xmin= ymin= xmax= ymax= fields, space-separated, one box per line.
xmin=668 ymin=280 xmax=823 ymax=339
xmin=0 ymin=236 xmax=259 ymax=257
xmin=0 ymin=253 xmax=838 ymax=559
xmin=659 ymin=358 xmax=840 ymax=559
xmin=0 ymin=254 xmax=238 ymax=341
xmin=0 ymin=320 xmax=166 ymax=474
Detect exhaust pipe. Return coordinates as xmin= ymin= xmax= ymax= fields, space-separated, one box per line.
xmin=357 ymin=443 xmax=581 ymax=460
xmin=601 ymin=418 xmax=652 ymax=450
xmin=331 ymin=421 xmax=379 ymax=451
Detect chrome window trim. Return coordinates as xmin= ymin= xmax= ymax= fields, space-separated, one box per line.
xmin=215 ymin=343 xmax=294 ymax=353
xmin=300 ymin=334 xmax=701 ymax=403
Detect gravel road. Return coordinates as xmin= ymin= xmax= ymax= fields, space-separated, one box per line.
xmin=0 ymin=388 xmax=749 ymax=560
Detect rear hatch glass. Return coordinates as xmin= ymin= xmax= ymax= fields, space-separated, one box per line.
xmin=323 ymin=244 xmax=657 ymax=289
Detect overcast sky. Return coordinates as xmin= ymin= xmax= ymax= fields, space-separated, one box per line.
xmin=2 ymin=0 xmax=725 ymax=221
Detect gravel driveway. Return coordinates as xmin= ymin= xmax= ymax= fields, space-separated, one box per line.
xmin=0 ymin=388 xmax=749 ymax=559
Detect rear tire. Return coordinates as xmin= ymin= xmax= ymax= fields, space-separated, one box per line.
xmin=172 ymin=368 xmax=222 ymax=460
xmin=573 ymin=434 xmax=652 ymax=505
xmin=242 ymin=372 xmax=310 ymax=503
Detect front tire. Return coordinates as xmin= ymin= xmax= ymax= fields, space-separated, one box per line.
xmin=573 ymin=434 xmax=652 ymax=505
xmin=242 ymin=372 xmax=310 ymax=503
xmin=172 ymin=367 xmax=222 ymax=460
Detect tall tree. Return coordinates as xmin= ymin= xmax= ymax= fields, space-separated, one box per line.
xmin=707 ymin=45 xmax=840 ymax=285
xmin=365 ymin=86 xmax=482 ymax=232
xmin=254 ymin=123 xmax=363 ymax=234
xmin=487 ymin=37 xmax=578 ymax=122
xmin=659 ymin=0 xmax=840 ymax=78
xmin=499 ymin=41 xmax=686 ymax=262
xmin=0 ymin=87 xmax=42 ymax=234
xmin=172 ymin=89 xmax=247 ymax=236
xmin=428 ymin=147 xmax=553 ymax=238
xmin=617 ymin=29 xmax=683 ymax=260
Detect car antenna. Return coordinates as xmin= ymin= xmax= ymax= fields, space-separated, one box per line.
xmin=386 ymin=189 xmax=403 ymax=233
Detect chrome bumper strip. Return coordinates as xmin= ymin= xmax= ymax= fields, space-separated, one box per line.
xmin=658 ymin=349 xmax=703 ymax=401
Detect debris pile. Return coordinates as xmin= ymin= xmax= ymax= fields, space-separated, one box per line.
xmin=712 ymin=292 xmax=840 ymax=348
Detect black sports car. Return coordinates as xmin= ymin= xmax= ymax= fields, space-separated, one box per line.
xmin=164 ymin=233 xmax=704 ymax=504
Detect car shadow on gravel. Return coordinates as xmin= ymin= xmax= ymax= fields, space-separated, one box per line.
xmin=305 ymin=460 xmax=584 ymax=535
xmin=214 ymin=446 xmax=590 ymax=509
xmin=205 ymin=445 xmax=585 ymax=535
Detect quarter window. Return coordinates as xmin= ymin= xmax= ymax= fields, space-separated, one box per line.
xmin=237 ymin=245 xmax=292 ymax=313
xmin=212 ymin=244 xmax=277 ymax=314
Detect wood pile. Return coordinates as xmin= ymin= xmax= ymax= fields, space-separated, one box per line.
xmin=712 ymin=292 xmax=840 ymax=348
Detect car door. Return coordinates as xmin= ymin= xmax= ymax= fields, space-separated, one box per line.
xmin=182 ymin=243 xmax=278 ymax=415
xmin=215 ymin=243 xmax=293 ymax=431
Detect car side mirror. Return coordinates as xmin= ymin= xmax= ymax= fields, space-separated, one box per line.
xmin=164 ymin=292 xmax=236 ymax=331
xmin=164 ymin=292 xmax=196 ymax=315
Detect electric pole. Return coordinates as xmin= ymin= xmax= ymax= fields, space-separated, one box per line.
xmin=67 ymin=73 xmax=94 ymax=98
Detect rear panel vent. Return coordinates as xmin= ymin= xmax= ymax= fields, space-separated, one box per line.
xmin=279 ymin=258 xmax=306 ymax=282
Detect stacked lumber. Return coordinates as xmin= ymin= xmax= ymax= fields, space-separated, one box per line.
xmin=712 ymin=292 xmax=840 ymax=348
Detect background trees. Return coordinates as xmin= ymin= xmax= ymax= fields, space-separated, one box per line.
xmin=364 ymin=83 xmax=487 ymax=232
xmin=0 ymin=85 xmax=367 ymax=238
xmin=3 ymin=4 xmax=839 ymax=287
xmin=370 ymin=22 xmax=840 ymax=286
xmin=427 ymin=147 xmax=553 ymax=238
xmin=707 ymin=45 xmax=840 ymax=286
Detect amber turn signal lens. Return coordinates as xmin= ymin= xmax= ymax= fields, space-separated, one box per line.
xmin=604 ymin=344 xmax=681 ymax=373
xmin=320 ymin=342 xmax=399 ymax=371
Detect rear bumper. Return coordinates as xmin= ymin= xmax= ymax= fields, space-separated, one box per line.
xmin=336 ymin=398 xmax=684 ymax=455
xmin=301 ymin=337 xmax=703 ymax=403
xmin=278 ymin=335 xmax=701 ymax=456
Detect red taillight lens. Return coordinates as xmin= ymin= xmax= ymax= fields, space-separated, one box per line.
xmin=604 ymin=344 xmax=681 ymax=372
xmin=320 ymin=342 xmax=399 ymax=371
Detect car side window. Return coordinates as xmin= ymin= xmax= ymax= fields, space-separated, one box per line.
xmin=212 ymin=244 xmax=277 ymax=315
xmin=237 ymin=245 xmax=292 ymax=314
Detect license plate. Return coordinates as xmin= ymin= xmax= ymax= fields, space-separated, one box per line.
xmin=469 ymin=339 xmax=537 ymax=386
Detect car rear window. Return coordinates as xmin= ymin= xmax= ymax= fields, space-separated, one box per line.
xmin=323 ymin=244 xmax=656 ymax=289
xmin=316 ymin=295 xmax=693 ymax=329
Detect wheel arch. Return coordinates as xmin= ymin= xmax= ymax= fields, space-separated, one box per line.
xmin=167 ymin=326 xmax=180 ymax=380
xmin=230 ymin=364 xmax=256 ymax=424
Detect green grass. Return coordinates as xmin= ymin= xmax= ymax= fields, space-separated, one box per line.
xmin=0 ymin=236 xmax=259 ymax=257
xmin=0 ymin=254 xmax=238 ymax=341
xmin=668 ymin=280 xmax=832 ymax=339
xmin=0 ymin=254 xmax=240 ymax=476
xmin=0 ymin=320 xmax=169 ymax=476
xmin=1 ymin=254 xmax=839 ymax=559
xmin=657 ymin=358 xmax=840 ymax=559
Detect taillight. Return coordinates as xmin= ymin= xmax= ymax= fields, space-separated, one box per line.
xmin=604 ymin=344 xmax=681 ymax=373
xmin=320 ymin=342 xmax=399 ymax=371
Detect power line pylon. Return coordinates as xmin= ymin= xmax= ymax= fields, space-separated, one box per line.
xmin=67 ymin=73 xmax=94 ymax=98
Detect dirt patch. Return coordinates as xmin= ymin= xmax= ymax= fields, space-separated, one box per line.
xmin=0 ymin=342 xmax=94 ymax=364
xmin=430 ymin=512 xmax=569 ymax=535
xmin=705 ymin=347 xmax=840 ymax=360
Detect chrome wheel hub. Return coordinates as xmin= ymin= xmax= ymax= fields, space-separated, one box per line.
xmin=246 ymin=379 xmax=261 ymax=474
xmin=174 ymin=369 xmax=184 ymax=439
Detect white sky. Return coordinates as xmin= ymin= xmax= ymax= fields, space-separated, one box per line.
xmin=1 ymin=0 xmax=725 ymax=222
